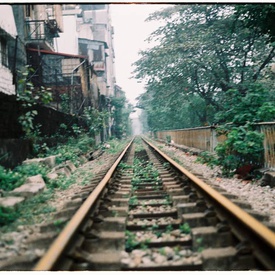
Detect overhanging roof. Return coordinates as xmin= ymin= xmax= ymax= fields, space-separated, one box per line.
xmin=79 ymin=38 xmax=109 ymax=49
xmin=27 ymin=48 xmax=88 ymax=59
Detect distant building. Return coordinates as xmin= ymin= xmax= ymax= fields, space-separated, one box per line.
xmin=115 ymin=84 xmax=125 ymax=98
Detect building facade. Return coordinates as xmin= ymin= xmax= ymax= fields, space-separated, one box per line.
xmin=0 ymin=5 xmax=18 ymax=95
xmin=56 ymin=4 xmax=117 ymax=138
xmin=1 ymin=4 xmax=118 ymax=141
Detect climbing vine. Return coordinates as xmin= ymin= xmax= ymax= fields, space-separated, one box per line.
xmin=17 ymin=67 xmax=52 ymax=137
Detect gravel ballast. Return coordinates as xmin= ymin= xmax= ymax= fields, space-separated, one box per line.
xmin=151 ymin=140 xmax=275 ymax=224
xmin=1 ymin=138 xmax=274 ymax=270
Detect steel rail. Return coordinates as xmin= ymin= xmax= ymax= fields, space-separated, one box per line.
xmin=33 ymin=138 xmax=134 ymax=271
xmin=143 ymin=138 xmax=275 ymax=260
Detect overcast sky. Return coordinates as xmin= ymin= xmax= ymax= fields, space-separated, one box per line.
xmin=110 ymin=4 xmax=168 ymax=105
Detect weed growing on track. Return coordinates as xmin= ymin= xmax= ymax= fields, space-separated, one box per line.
xmin=125 ymin=230 xmax=150 ymax=252
xmin=179 ymin=222 xmax=191 ymax=234
xmin=118 ymin=162 xmax=132 ymax=170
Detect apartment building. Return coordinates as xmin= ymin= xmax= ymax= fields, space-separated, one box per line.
xmin=56 ymin=4 xmax=117 ymax=137
xmin=1 ymin=4 xmax=117 ymax=137
xmin=58 ymin=5 xmax=115 ymax=93
xmin=0 ymin=5 xmax=18 ymax=95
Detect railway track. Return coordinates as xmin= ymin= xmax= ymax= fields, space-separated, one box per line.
xmin=31 ymin=136 xmax=275 ymax=271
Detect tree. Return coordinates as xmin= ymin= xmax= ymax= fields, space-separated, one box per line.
xmin=111 ymin=95 xmax=133 ymax=139
xmin=133 ymin=4 xmax=275 ymax=130
xmin=234 ymin=4 xmax=275 ymax=43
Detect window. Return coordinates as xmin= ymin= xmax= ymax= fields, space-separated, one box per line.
xmin=25 ymin=5 xmax=34 ymax=18
xmin=93 ymin=45 xmax=103 ymax=61
xmin=0 ymin=38 xmax=8 ymax=67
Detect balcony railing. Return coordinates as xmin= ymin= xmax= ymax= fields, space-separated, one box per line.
xmin=25 ymin=20 xmax=59 ymax=49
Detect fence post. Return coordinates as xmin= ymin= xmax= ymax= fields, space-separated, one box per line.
xmin=210 ymin=126 xmax=218 ymax=153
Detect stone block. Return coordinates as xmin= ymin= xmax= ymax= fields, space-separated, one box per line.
xmin=54 ymin=167 xmax=71 ymax=177
xmin=192 ymin=226 xmax=233 ymax=249
xmin=261 ymin=171 xmax=275 ymax=187
xmin=23 ymin=158 xmax=43 ymax=166
xmin=201 ymin=247 xmax=236 ymax=270
xmin=0 ymin=196 xmax=25 ymax=208
xmin=23 ymin=155 xmax=57 ymax=168
xmin=11 ymin=174 xmax=46 ymax=198
xmin=46 ymin=172 xmax=59 ymax=180
xmin=65 ymin=161 xmax=76 ymax=172
xmin=43 ymin=156 xmax=56 ymax=168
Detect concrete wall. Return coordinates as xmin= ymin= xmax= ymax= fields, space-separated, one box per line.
xmin=56 ymin=15 xmax=78 ymax=54
xmin=0 ymin=66 xmax=16 ymax=95
xmin=0 ymin=5 xmax=17 ymax=38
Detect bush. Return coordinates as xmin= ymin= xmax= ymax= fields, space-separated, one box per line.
xmin=214 ymin=84 xmax=270 ymax=176
xmin=0 ymin=207 xmax=19 ymax=226
xmin=196 ymin=151 xmax=218 ymax=168
xmin=215 ymin=125 xmax=264 ymax=176
xmin=0 ymin=162 xmax=48 ymax=191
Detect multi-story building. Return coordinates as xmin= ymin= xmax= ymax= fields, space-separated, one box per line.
xmin=12 ymin=4 xmax=63 ymax=86
xmin=56 ymin=4 xmax=117 ymax=138
xmin=0 ymin=5 xmax=18 ymax=95
xmin=1 ymin=4 xmax=117 ymax=140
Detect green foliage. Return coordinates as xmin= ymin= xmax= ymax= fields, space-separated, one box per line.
xmin=111 ymin=96 xmax=133 ymax=139
xmin=133 ymin=4 xmax=275 ymax=132
xmin=166 ymin=135 xmax=171 ymax=143
xmin=0 ymin=131 xmax=104 ymax=228
xmin=165 ymin=224 xmax=173 ymax=233
xmin=17 ymin=67 xmax=52 ymax=137
xmin=0 ymin=162 xmax=48 ymax=191
xmin=179 ymin=223 xmax=191 ymax=234
xmin=104 ymin=139 xmax=130 ymax=155
xmin=118 ymin=162 xmax=133 ymax=170
xmin=71 ymin=124 xmax=82 ymax=135
xmin=48 ymin=134 xmax=94 ymax=166
xmin=0 ymin=166 xmax=22 ymax=191
xmin=0 ymin=207 xmax=19 ymax=226
xmin=214 ymin=84 xmax=271 ymax=175
xmin=196 ymin=151 xmax=218 ymax=169
xmin=215 ymin=125 xmax=264 ymax=175
xmin=131 ymin=157 xmax=161 ymax=187
xmin=83 ymin=107 xmax=109 ymax=136
xmin=60 ymin=93 xmax=70 ymax=113
xmin=0 ymin=189 xmax=54 ymax=228
xmin=234 ymin=4 xmax=275 ymax=43
xmin=215 ymin=84 xmax=275 ymax=125
xmin=196 ymin=237 xmax=204 ymax=252
xmin=125 ymin=230 xmax=140 ymax=251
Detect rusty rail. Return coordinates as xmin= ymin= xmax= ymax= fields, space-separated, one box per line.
xmin=143 ymin=137 xmax=275 ymax=269
xmin=33 ymin=138 xmax=134 ymax=271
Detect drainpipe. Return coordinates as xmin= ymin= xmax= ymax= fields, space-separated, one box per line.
xmin=13 ymin=35 xmax=18 ymax=91
xmin=70 ymin=59 xmax=86 ymax=114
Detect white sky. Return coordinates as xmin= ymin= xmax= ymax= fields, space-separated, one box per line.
xmin=110 ymin=4 xmax=168 ymax=105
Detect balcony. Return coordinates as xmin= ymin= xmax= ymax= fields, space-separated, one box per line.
xmin=25 ymin=19 xmax=59 ymax=51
